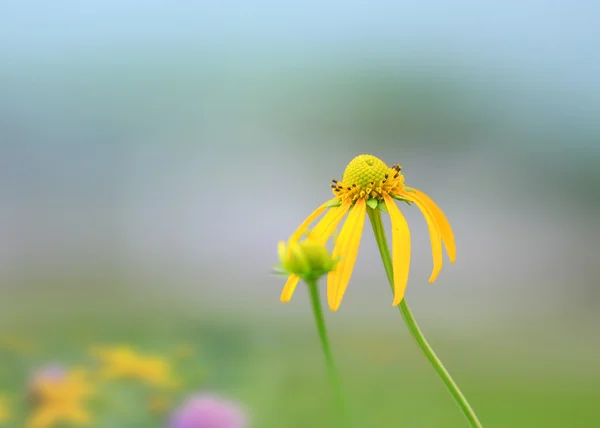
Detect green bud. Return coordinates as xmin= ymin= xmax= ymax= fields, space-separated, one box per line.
xmin=277 ymin=240 xmax=338 ymax=282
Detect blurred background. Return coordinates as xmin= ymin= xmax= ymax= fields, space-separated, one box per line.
xmin=1 ymin=1 xmax=599 ymax=427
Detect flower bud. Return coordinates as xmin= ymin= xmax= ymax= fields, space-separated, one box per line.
xmin=277 ymin=240 xmax=338 ymax=282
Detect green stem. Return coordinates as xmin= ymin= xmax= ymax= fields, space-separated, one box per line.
xmin=307 ymin=279 xmax=347 ymax=427
xmin=367 ymin=208 xmax=483 ymax=428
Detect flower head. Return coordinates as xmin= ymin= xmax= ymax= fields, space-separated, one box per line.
xmin=169 ymin=394 xmax=248 ymax=428
xmin=27 ymin=365 xmax=68 ymax=405
xmin=91 ymin=346 xmax=178 ymax=389
xmin=280 ymin=154 xmax=456 ymax=311
xmin=27 ymin=369 xmax=94 ymax=428
xmin=0 ymin=393 xmax=11 ymax=424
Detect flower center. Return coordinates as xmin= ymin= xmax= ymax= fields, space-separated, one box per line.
xmin=343 ymin=154 xmax=388 ymax=188
xmin=331 ymin=154 xmax=405 ymax=204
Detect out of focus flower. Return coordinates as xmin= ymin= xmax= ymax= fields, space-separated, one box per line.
xmin=169 ymin=394 xmax=248 ymax=428
xmin=27 ymin=365 xmax=68 ymax=405
xmin=27 ymin=369 xmax=94 ymax=428
xmin=0 ymin=393 xmax=11 ymax=423
xmin=91 ymin=346 xmax=178 ymax=389
xmin=279 ymin=154 xmax=456 ymax=310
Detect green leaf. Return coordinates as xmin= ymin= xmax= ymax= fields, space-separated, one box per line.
xmin=366 ymin=198 xmax=379 ymax=209
xmin=403 ymin=187 xmax=415 ymax=193
xmin=325 ymin=200 xmax=342 ymax=208
xmin=377 ymin=200 xmax=388 ymax=212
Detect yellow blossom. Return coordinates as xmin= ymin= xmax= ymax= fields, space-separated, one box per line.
xmin=27 ymin=369 xmax=94 ymax=428
xmin=91 ymin=346 xmax=178 ymax=389
xmin=281 ymin=154 xmax=456 ymax=311
xmin=0 ymin=393 xmax=11 ymax=424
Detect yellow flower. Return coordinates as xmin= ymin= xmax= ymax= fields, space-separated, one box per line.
xmin=281 ymin=154 xmax=456 ymax=311
xmin=0 ymin=393 xmax=11 ymax=423
xmin=91 ymin=346 xmax=178 ymax=389
xmin=27 ymin=370 xmax=94 ymax=428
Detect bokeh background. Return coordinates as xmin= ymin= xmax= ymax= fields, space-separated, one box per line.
xmin=1 ymin=1 xmax=599 ymax=427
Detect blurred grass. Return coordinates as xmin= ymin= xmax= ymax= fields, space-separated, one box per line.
xmin=1 ymin=312 xmax=598 ymax=428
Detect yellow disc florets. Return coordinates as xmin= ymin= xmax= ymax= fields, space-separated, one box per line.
xmin=330 ymin=154 xmax=405 ymax=204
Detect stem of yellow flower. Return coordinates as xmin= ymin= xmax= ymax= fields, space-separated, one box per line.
xmin=367 ymin=208 xmax=483 ymax=428
xmin=306 ymin=279 xmax=347 ymax=427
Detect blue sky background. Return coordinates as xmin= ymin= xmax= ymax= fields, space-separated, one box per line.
xmin=2 ymin=1 xmax=599 ymax=77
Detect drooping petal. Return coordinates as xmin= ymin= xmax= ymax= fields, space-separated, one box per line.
xmin=383 ymin=195 xmax=411 ymax=305
xmin=400 ymin=191 xmax=443 ymax=282
xmin=327 ymin=199 xmax=367 ymax=311
xmin=289 ymin=198 xmax=337 ymax=243
xmin=410 ymin=188 xmax=456 ymax=263
xmin=308 ymin=201 xmax=351 ymax=244
xmin=280 ymin=274 xmax=300 ymax=302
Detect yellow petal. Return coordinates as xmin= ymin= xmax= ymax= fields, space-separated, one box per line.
xmin=410 ymin=188 xmax=456 ymax=263
xmin=327 ymin=199 xmax=367 ymax=311
xmin=280 ymin=274 xmax=300 ymax=302
xmin=277 ymin=241 xmax=286 ymax=262
xmin=290 ymin=198 xmax=337 ymax=243
xmin=403 ymin=192 xmax=443 ymax=282
xmin=383 ymin=195 xmax=411 ymax=305
xmin=307 ymin=201 xmax=351 ymax=244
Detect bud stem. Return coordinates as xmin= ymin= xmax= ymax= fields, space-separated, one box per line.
xmin=367 ymin=208 xmax=483 ymax=428
xmin=306 ymin=280 xmax=347 ymax=427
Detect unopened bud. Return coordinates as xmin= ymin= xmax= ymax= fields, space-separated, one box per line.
xmin=277 ymin=240 xmax=338 ymax=282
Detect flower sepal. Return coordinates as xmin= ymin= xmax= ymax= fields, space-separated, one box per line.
xmin=270 ymin=266 xmax=288 ymax=276
xmin=366 ymin=198 xmax=378 ymax=209
xmin=377 ymin=200 xmax=388 ymax=212
xmin=391 ymin=193 xmax=412 ymax=205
